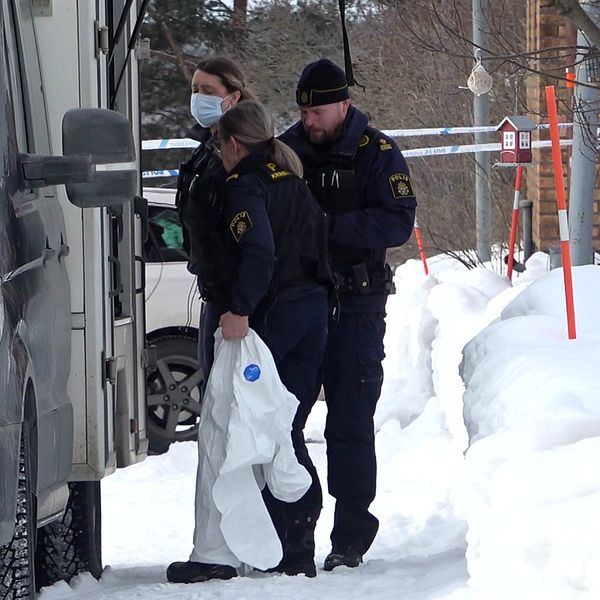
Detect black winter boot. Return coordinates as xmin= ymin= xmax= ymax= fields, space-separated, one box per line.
xmin=323 ymin=545 xmax=363 ymax=571
xmin=166 ymin=561 xmax=238 ymax=583
xmin=278 ymin=516 xmax=317 ymax=577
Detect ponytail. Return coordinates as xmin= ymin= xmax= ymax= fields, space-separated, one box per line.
xmin=271 ymin=138 xmax=303 ymax=178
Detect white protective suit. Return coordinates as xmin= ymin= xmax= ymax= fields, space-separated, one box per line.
xmin=190 ymin=328 xmax=311 ymax=571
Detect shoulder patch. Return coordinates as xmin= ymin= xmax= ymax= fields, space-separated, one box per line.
xmin=229 ymin=210 xmax=253 ymax=242
xmin=379 ymin=138 xmax=393 ymax=151
xmin=226 ymin=173 xmax=239 ymax=182
xmin=358 ymin=134 xmax=370 ymax=148
xmin=264 ymin=161 xmax=292 ymax=181
xmin=270 ymin=169 xmax=292 ymax=180
xmin=389 ymin=173 xmax=414 ymax=199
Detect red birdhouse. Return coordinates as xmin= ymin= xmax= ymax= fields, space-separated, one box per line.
xmin=496 ymin=116 xmax=536 ymax=165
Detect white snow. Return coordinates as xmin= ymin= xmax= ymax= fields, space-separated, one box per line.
xmin=39 ymin=252 xmax=600 ymax=600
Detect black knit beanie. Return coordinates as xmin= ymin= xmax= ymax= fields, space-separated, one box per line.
xmin=296 ymin=59 xmax=349 ymax=107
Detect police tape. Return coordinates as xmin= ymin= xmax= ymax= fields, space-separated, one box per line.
xmin=383 ymin=123 xmax=571 ymax=138
xmin=142 ymin=138 xmax=200 ymax=150
xmin=141 ymin=138 xmax=574 ymax=178
xmin=402 ymin=138 xmax=573 ymax=158
xmin=141 ymin=123 xmax=573 ymax=151
xmin=143 ymin=169 xmax=180 ymax=178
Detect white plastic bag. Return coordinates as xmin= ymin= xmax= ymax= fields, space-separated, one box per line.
xmin=190 ymin=328 xmax=311 ymax=571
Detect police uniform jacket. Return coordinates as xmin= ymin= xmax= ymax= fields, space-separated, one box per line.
xmin=280 ymin=106 xmax=416 ymax=312
xmin=175 ymin=125 xmax=234 ymax=302
xmin=220 ymin=152 xmax=331 ymax=317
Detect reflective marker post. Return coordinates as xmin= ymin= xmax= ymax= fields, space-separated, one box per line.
xmin=414 ymin=218 xmax=429 ymax=275
xmin=545 ymin=85 xmax=577 ymax=340
xmin=507 ymin=165 xmax=524 ymax=281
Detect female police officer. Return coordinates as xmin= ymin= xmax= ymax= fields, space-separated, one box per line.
xmin=167 ymin=101 xmax=332 ymax=583
xmin=176 ymin=56 xmax=257 ymax=373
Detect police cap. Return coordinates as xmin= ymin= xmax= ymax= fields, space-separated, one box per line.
xmin=296 ymin=59 xmax=349 ymax=107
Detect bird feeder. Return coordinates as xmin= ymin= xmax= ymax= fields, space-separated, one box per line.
xmin=496 ymin=116 xmax=537 ymax=166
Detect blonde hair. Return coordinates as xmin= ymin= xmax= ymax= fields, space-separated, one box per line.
xmin=195 ymin=57 xmax=257 ymax=102
xmin=219 ymin=101 xmax=303 ymax=178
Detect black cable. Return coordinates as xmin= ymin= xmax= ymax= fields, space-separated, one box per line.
xmin=338 ymin=0 xmax=361 ymax=89
xmin=110 ymin=0 xmax=151 ymax=109
xmin=108 ymin=0 xmax=135 ymax=68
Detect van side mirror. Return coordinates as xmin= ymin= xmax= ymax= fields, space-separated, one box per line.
xmin=62 ymin=108 xmax=137 ymax=208
xmin=19 ymin=108 xmax=137 ymax=208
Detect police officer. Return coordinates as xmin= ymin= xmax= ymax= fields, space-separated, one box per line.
xmin=175 ymin=56 xmax=257 ymax=375
xmin=167 ymin=100 xmax=332 ymax=584
xmin=280 ymin=59 xmax=416 ymax=571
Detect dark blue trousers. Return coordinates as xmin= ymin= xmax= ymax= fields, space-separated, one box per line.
xmin=255 ymin=293 xmax=327 ymax=546
xmin=323 ymin=310 xmax=386 ymax=555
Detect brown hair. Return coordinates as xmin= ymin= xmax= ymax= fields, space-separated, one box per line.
xmin=194 ymin=57 xmax=257 ymax=102
xmin=219 ymin=101 xmax=303 ymax=178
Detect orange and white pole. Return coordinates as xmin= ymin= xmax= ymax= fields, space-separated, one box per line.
xmin=545 ymin=85 xmax=577 ymax=339
xmin=507 ymin=165 xmax=524 ymax=281
xmin=414 ymin=219 xmax=429 ymax=275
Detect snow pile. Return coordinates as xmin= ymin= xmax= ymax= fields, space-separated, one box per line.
xmin=456 ymin=263 xmax=600 ymax=600
xmin=381 ymin=253 xmax=600 ymax=599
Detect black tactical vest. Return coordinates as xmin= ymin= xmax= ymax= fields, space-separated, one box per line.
xmin=175 ymin=138 xmax=238 ymax=304
xmin=301 ymin=127 xmax=389 ymax=293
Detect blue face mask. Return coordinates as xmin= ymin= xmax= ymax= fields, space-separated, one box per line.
xmin=190 ymin=92 xmax=231 ymax=128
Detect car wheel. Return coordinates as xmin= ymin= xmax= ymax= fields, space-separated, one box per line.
xmin=0 ymin=424 xmax=36 ymax=599
xmin=146 ymin=334 xmax=205 ymax=455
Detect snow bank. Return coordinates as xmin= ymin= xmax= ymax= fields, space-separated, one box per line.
xmin=457 ymin=263 xmax=600 ymax=599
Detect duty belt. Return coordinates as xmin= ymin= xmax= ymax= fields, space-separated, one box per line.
xmin=335 ymin=263 xmax=396 ymax=296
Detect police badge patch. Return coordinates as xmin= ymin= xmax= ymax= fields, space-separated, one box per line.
xmin=229 ymin=211 xmax=253 ymax=242
xmin=388 ymin=173 xmax=414 ymax=198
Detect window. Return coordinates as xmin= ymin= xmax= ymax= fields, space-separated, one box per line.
xmin=8 ymin=0 xmax=50 ymax=154
xmin=144 ymin=206 xmax=189 ymax=263
xmin=2 ymin=0 xmax=27 ymax=151
xmin=519 ymin=131 xmax=530 ymax=149
xmin=503 ymin=131 xmax=516 ymax=150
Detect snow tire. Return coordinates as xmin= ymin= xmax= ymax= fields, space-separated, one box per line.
xmin=34 ymin=482 xmax=102 ymax=591
xmin=0 ymin=426 xmax=36 ymax=600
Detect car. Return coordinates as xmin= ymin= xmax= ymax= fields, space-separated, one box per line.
xmin=142 ymin=187 xmax=205 ymax=454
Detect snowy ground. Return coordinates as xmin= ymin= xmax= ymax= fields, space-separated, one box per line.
xmin=39 ymin=253 xmax=600 ymax=599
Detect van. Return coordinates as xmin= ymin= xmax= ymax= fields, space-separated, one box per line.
xmin=1 ymin=1 xmax=149 ymax=596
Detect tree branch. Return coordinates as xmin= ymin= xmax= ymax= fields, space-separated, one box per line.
xmin=549 ymin=0 xmax=600 ymax=50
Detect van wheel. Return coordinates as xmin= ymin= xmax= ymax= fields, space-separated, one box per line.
xmin=146 ymin=334 xmax=205 ymax=455
xmin=0 ymin=425 xmax=36 ymax=599
xmin=35 ymin=482 xmax=102 ymax=590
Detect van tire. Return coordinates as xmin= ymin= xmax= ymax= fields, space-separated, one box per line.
xmin=0 ymin=425 xmax=36 ymax=599
xmin=34 ymin=482 xmax=102 ymax=590
xmin=146 ymin=334 xmax=204 ymax=455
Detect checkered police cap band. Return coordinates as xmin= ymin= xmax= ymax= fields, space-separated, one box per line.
xmin=296 ymin=58 xmax=349 ymax=107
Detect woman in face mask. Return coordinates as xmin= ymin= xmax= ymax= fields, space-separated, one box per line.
xmin=175 ymin=57 xmax=257 ymax=377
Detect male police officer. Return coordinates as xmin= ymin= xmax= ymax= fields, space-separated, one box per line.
xmin=280 ymin=59 xmax=416 ymax=571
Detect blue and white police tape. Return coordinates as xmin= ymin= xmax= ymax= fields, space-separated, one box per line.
xmin=402 ymin=138 xmax=573 ymax=158
xmin=143 ymin=169 xmax=180 ymax=178
xmin=142 ymin=138 xmax=200 ymax=150
xmin=141 ymin=123 xmax=573 ymax=151
xmin=142 ymin=138 xmax=573 ymax=178
xmin=383 ymin=123 xmax=571 ymax=138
